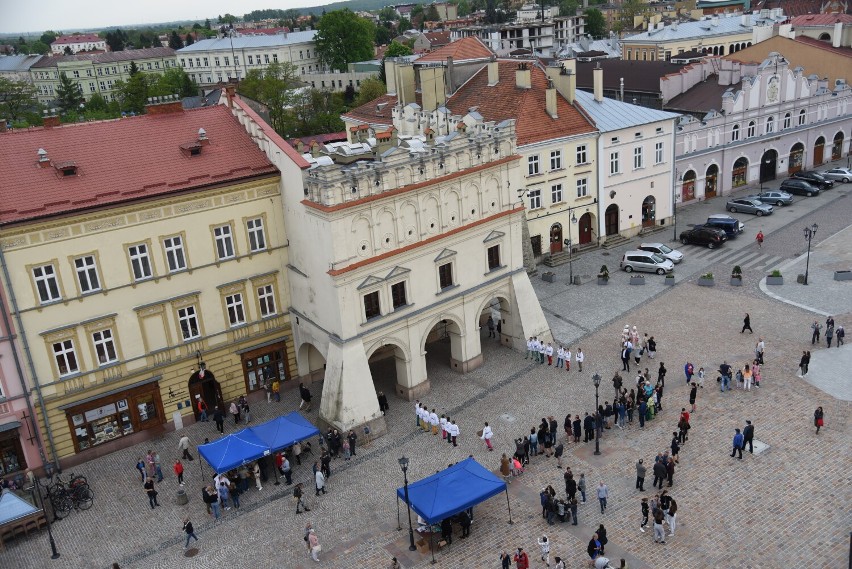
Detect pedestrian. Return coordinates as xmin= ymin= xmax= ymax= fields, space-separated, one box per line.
xmin=264 ymin=380 xmax=272 ymax=403
xmin=826 ymin=324 xmax=834 ymax=348
xmin=752 ymin=360 xmax=761 ymax=388
xmin=652 ymin=458 xmax=666 ymax=490
xmin=587 ymin=533 xmax=602 ymax=562
xmin=742 ymin=364 xmax=753 ymax=391
xmin=653 ymin=507 xmax=666 ymax=544
xmin=811 ymin=320 xmax=822 ymax=344
xmin=526 ymin=337 xmax=535 ymax=360
xmin=282 ymin=454 xmax=292 ymax=485
xmin=564 ymin=347 xmax=571 ymax=371
xmin=144 ymin=476 xmax=159 ymax=509
xmin=218 ymin=481 xmax=232 ymax=511
xmin=731 ymin=428 xmax=744 ymax=459
xmin=307 ymin=528 xmax=321 ymax=562
xmin=537 ymin=535 xmax=551 ymax=567
xmin=576 ymin=348 xmax=584 ymax=372
xmin=514 ymin=547 xmax=529 ymax=569
xmin=554 ymin=557 xmax=565 ymax=569
xmin=299 ymin=383 xmax=313 ymax=411
xmin=755 ymin=230 xmax=763 ymax=248
xmin=500 ymin=551 xmax=512 ymax=569
xmin=481 ymin=422 xmax=494 ymax=451
xmin=689 ymin=383 xmax=698 ymax=413
xmin=835 ymin=324 xmax=845 ymax=347
xmin=201 ymin=484 xmax=214 ymax=516
xmin=459 ymin=510 xmax=472 ymax=538
xmin=153 ymin=451 xmax=164 ymax=482
xmin=556 ymin=346 xmax=565 ymax=369
xmin=174 ymin=460 xmax=184 ymax=485
xmin=696 ymin=367 xmax=705 ymax=389
xmin=638 ymin=398 xmax=646 ymax=430
xmin=583 ymin=413 xmax=594 ymax=442
xmin=814 ymin=406 xmax=824 ymax=433
xmin=572 ymin=415 xmax=581 ymax=443
xmin=229 ymin=400 xmax=240 ymax=424
xmin=640 ymin=497 xmax=649 ymax=532
xmin=196 ymin=396 xmax=208 ymax=422
xmin=182 ymin=517 xmax=199 ymax=549
xmin=742 ymin=313 xmax=753 ymax=333
xmin=621 ymin=342 xmax=631 ymax=372
xmin=667 ymin=496 xmax=678 ymax=537
xmin=719 ymin=361 xmax=732 ymax=392
xmin=597 ymin=481 xmax=608 ymax=514
xmin=564 ymin=470 xmax=577 ymax=501
xmin=272 ymin=379 xmax=281 ymax=402
xmin=545 ymin=342 xmax=554 ymax=365
xmin=253 ymin=462 xmax=263 ymax=491
xmin=684 ymin=362 xmax=694 ymax=384
xmin=665 ymin=456 xmax=675 ymax=487
xmin=294 ymin=482 xmax=310 ymax=513
xmin=242 ymin=401 xmax=251 ymax=424
xmin=449 ymin=420 xmax=460 ymax=446
xmin=578 ymin=473 xmax=587 ymax=503
xmin=178 ymin=435 xmax=194 ymax=461
xmin=657 ymin=362 xmax=666 ymax=384
xmin=554 ymin=442 xmax=564 ymax=469
xmin=743 ymin=420 xmax=755 ymax=454
xmin=496 ymin=319 xmax=502 ymax=338
xmin=612 ymin=372 xmax=623 ymax=402
xmin=597 ymin=524 xmax=608 ymax=554
xmin=315 ymin=468 xmax=326 ymax=496
xmin=636 ymin=459 xmax=646 ymax=491
xmin=213 ymin=407 xmax=225 ymax=434
xmin=145 ymin=450 xmax=155 ymax=478
xmin=487 ymin=315 xmax=495 ymax=338
xmin=755 ymin=337 xmax=765 ymax=365
xmin=135 ymin=458 xmax=146 ymax=483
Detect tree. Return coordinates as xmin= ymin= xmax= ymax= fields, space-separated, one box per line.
xmin=105 ymin=29 xmax=126 ymax=51
xmin=385 ymin=40 xmax=413 ymax=58
xmin=205 ymin=18 xmax=212 ymax=29
xmin=63 ymin=46 xmax=73 ymax=55
xmin=344 ymin=84 xmax=356 ymax=103
xmin=425 ymin=5 xmax=441 ymax=21
xmin=559 ymin=0 xmax=579 ymax=16
xmin=315 ymin=10 xmax=377 ymax=72
xmin=376 ymin=25 xmax=394 ymax=46
xmin=40 ymin=31 xmax=58 ymax=45
xmin=185 ymin=33 xmax=195 ymax=46
xmin=28 ymin=41 xmax=50 ymax=54
xmin=218 ymin=13 xmax=238 ymax=25
xmin=456 ymin=0 xmax=472 ymax=16
xmin=379 ymin=6 xmax=398 ymax=22
xmin=355 ymin=77 xmax=387 ymax=106
xmin=236 ymin=62 xmax=299 ymax=134
xmin=280 ymin=89 xmax=345 ymax=138
xmin=114 ymin=66 xmax=150 ymax=114
xmin=168 ymin=31 xmax=183 ymax=49
xmin=619 ymin=0 xmax=644 ymax=30
xmin=0 ymin=77 xmax=38 ymax=121
xmin=584 ymin=8 xmax=606 ymax=37
xmin=150 ymin=68 xmax=198 ymax=98
xmin=55 ymin=72 xmax=84 ymax=113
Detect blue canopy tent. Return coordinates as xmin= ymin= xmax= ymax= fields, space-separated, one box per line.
xmin=396 ymin=457 xmax=512 ymax=562
xmin=251 ymin=412 xmax=320 ymax=452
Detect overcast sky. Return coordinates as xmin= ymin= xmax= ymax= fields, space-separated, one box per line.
xmin=1 ymin=0 xmax=333 ymax=35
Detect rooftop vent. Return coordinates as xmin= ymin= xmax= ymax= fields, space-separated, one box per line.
xmin=37 ymin=148 xmax=49 ymax=162
xmin=180 ymin=142 xmax=203 ymax=157
xmin=197 ymin=128 xmax=207 ymax=141
xmin=53 ymin=160 xmax=78 ymax=176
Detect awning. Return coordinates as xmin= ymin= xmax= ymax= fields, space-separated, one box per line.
xmin=0 ymin=421 xmax=21 ymax=433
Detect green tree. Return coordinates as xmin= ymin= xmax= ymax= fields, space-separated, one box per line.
xmin=315 ymin=10 xmax=377 ymax=72
xmin=40 ymin=31 xmax=58 ymax=45
xmin=379 ymin=6 xmax=398 ymax=22
xmin=185 ymin=33 xmax=195 ymax=46
xmin=584 ymin=8 xmax=606 ymax=37
xmin=559 ymin=0 xmax=579 ymax=16
xmin=0 ymin=77 xmax=38 ymax=121
xmin=280 ymin=89 xmax=345 ymax=138
xmin=63 ymin=46 xmax=73 ymax=55
xmin=85 ymin=92 xmax=108 ymax=112
xmin=205 ymin=18 xmax=212 ymax=29
xmin=385 ymin=40 xmax=413 ymax=58
xmin=218 ymin=13 xmax=238 ymax=25
xmin=456 ymin=0 xmax=471 ymax=16
xmin=28 ymin=40 xmax=50 ymax=54
xmin=168 ymin=31 xmax=183 ymax=49
xmin=236 ymin=62 xmax=299 ymax=134
xmin=150 ymin=68 xmax=198 ymax=98
xmin=55 ymin=72 xmax=84 ymax=113
xmin=115 ymin=63 xmax=149 ymax=113
xmin=619 ymin=0 xmax=644 ymax=30
xmin=192 ymin=23 xmax=202 ymax=30
xmin=105 ymin=29 xmax=126 ymax=51
xmin=355 ymin=77 xmax=387 ymax=106
xmin=376 ymin=25 xmax=394 ymax=45
xmin=425 ymin=5 xmax=441 ymax=21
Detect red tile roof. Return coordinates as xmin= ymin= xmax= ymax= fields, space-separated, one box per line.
xmin=792 ymin=13 xmax=852 ymax=25
xmin=445 ymin=61 xmax=596 ymax=146
xmin=52 ymin=34 xmax=103 ymax=45
xmin=424 ymin=31 xmax=451 ymax=46
xmin=341 ymin=93 xmax=398 ymax=127
xmin=417 ymin=37 xmax=493 ymax=62
xmin=0 ymin=105 xmax=277 ymax=225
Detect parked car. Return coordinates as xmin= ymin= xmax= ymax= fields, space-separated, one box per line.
xmin=746 ymin=190 xmax=793 ymax=206
xmin=821 ymin=167 xmax=852 ymax=183
xmin=780 ymin=178 xmax=821 ymax=197
xmin=726 ymin=197 xmax=773 ymax=216
xmin=620 ymin=250 xmax=675 ymax=274
xmin=638 ymin=242 xmax=684 ymax=264
xmin=792 ymin=170 xmax=834 ymax=190
xmin=705 ymin=214 xmax=745 ymax=238
xmin=680 ymin=225 xmax=727 ymax=249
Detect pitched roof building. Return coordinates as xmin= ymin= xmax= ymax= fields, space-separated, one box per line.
xmin=50 ymin=34 xmax=107 ymax=55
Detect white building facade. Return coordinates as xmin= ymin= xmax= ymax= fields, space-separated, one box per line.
xmin=50 ymin=34 xmax=107 ymax=55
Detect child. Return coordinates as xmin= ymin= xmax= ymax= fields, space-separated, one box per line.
xmin=696 ymin=367 xmax=705 ymax=389
xmin=342 ymin=439 xmax=351 ymax=460
xmin=174 ymin=459 xmax=184 ymax=485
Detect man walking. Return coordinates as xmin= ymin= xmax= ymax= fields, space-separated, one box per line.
xmin=299 ymin=383 xmax=313 ymax=411
xmin=178 ymin=435 xmax=194 ymax=461
xmin=182 ymin=517 xmax=199 ymax=549
xmin=652 ymin=458 xmax=666 ymax=490
xmin=213 ymin=407 xmax=225 ymax=434
xmin=597 ymin=481 xmax=609 ymax=514
xmin=667 ymin=496 xmax=678 ymax=537
xmin=811 ymin=320 xmax=822 ymax=344
xmin=487 ymin=316 xmax=496 ymax=338
xmin=144 ymin=476 xmax=159 ymax=509
xmin=294 ymin=482 xmax=310 ymax=513
xmin=731 ymin=428 xmax=744 ymax=459
xmin=640 ymin=497 xmax=649 ymax=532
xmin=837 ymin=325 xmax=845 ymax=347
xmin=613 ymin=372 xmax=623 ymax=402
xmin=576 ymin=348 xmax=584 ymax=372
xmin=755 ymin=338 xmax=765 ymax=365
xmin=636 ymin=459 xmax=646 ymax=491
xmin=481 ymin=422 xmax=494 ymax=451
xmin=719 ymin=361 xmax=732 ymax=392
xmin=743 ymin=420 xmax=755 ymax=454
xmin=742 ymin=313 xmax=753 ymax=334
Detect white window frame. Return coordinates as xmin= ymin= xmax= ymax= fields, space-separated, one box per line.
xmin=799 ymin=109 xmax=806 ymax=125
xmin=177 ymin=305 xmax=200 ymax=341
xmin=610 ymin=152 xmax=620 ymax=175
xmin=765 ymin=115 xmax=774 ymax=134
xmin=92 ymin=329 xmax=118 ymax=365
xmin=528 ymin=154 xmax=540 ymax=176
xmin=257 ymin=284 xmax=276 ymax=317
xmin=163 ymin=235 xmax=186 ymax=272
xmin=214 ymin=224 xmax=235 ymax=260
xmin=747 ymin=121 xmax=755 ymax=138
xmin=655 ymin=141 xmax=664 ymax=164
xmin=74 ymin=255 xmax=101 ymax=294
xmin=247 ymin=218 xmax=267 ymax=252
xmin=128 ymin=243 xmax=152 ymax=281
xmin=225 ymin=293 xmax=246 ymax=327
xmin=783 ymin=113 xmax=791 ymax=129
xmin=52 ymin=339 xmax=79 ymax=377
xmin=551 ymin=184 xmax=563 ymax=204
xmin=549 ymin=150 xmax=562 ymax=171
xmin=576 ymin=145 xmax=587 ymax=165
xmin=576 ymin=178 xmax=588 ymax=198
xmin=731 ymin=123 xmax=740 ymax=142
xmin=633 ymin=146 xmax=644 ymax=169
xmin=529 ymin=189 xmax=542 ymax=209
xmin=33 ymin=264 xmax=61 ymax=303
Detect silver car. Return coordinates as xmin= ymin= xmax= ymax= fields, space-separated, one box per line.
xmin=726 ymin=198 xmax=773 ymax=216
xmin=821 ymin=167 xmax=852 ymax=183
xmin=746 ymin=190 xmax=793 ymax=206
xmin=620 ymin=250 xmax=675 ymax=274
xmin=638 ymin=242 xmax=684 ymax=264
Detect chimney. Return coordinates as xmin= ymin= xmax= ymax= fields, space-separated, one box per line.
xmin=43 ymin=109 xmax=60 ymax=128
xmin=37 ymin=147 xmax=50 ymax=167
xmin=225 ymin=84 xmax=235 ymax=108
xmin=741 ymin=14 xmax=751 ymax=27
xmin=515 ymin=62 xmax=531 ymax=89
xmin=712 ymin=16 xmax=719 ymax=26
xmin=0 ymin=119 xmax=6 ymax=133
xmin=145 ymin=94 xmax=184 ymax=115
xmin=197 ymin=127 xmax=209 ymax=145
xmin=420 ymin=65 xmax=446 ymax=111
xmin=545 ymin=79 xmax=558 ymax=118
xmin=488 ymin=57 xmax=499 ymax=86
xmin=396 ymin=62 xmax=416 ymax=105
xmin=593 ymin=64 xmax=603 ymax=102
xmin=384 ymin=58 xmax=398 ymax=94
xmin=619 ymin=77 xmax=624 ymax=101
xmin=446 ymin=56 xmax=455 ymax=94
xmin=832 ymin=21 xmax=842 ymax=48
xmin=546 ymin=63 xmax=575 ymax=104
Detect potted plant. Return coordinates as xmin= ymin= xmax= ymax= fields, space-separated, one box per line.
xmin=834 ymin=270 xmax=852 ymax=281
xmin=664 ymin=273 xmax=675 ymax=285
xmin=629 ymin=273 xmax=645 ymax=285
xmin=698 ymin=272 xmax=715 ymax=287
xmin=730 ymin=265 xmax=743 ymax=286
xmin=766 ymin=269 xmax=783 ymax=285
xmin=597 ymin=265 xmax=610 ymax=285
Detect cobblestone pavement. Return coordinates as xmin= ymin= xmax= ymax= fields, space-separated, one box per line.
xmin=2 ymin=171 xmax=851 ymax=569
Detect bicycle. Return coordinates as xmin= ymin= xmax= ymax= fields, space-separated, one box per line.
xmin=47 ymin=472 xmax=94 ymax=517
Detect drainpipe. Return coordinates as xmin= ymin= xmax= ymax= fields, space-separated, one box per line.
xmin=0 ymin=246 xmax=59 ymax=472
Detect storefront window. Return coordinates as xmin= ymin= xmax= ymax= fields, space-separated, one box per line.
xmin=136 ymin=394 xmax=158 ymax=423
xmin=242 ymin=344 xmax=288 ymax=392
xmin=0 ymin=434 xmax=25 ymax=475
xmin=66 ymin=385 xmax=162 ymax=453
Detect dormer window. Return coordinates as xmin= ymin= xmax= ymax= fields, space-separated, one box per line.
xmin=53 ymin=160 xmax=78 ymax=176
xmin=180 ymin=142 xmax=203 ymax=157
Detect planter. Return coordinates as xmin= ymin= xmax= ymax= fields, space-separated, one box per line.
xmin=697 ymin=277 xmax=715 ymax=287
xmin=766 ymin=276 xmax=784 ymax=285
xmin=542 ymin=272 xmax=556 ymax=283
xmin=834 ymin=270 xmax=852 ymax=281
xmin=664 ymin=276 xmax=675 ymax=286
xmin=597 ymin=277 xmax=609 ymax=285
xmin=730 ymin=277 xmax=743 ymax=286
xmin=629 ymin=276 xmax=645 ymax=285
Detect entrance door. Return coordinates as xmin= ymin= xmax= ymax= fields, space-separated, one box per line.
xmin=578 ymin=213 xmax=592 ymax=244
xmin=549 ymin=223 xmax=563 ymax=254
xmin=760 ymin=150 xmax=777 ymax=183
xmin=641 ymin=196 xmax=656 ymax=228
xmin=705 ymin=165 xmax=719 ymax=198
xmin=789 ymin=143 xmax=804 ymax=175
xmin=605 ymin=205 xmax=619 ymax=236
xmin=813 ymin=136 xmax=825 ymax=166
xmin=832 ymin=133 xmax=843 ymax=161
xmin=188 ymin=369 xmax=224 ymax=420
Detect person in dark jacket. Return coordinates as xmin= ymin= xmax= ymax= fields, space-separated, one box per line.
xmin=652 ymin=459 xmax=667 ymax=489
xmin=743 ymin=421 xmax=755 ymax=454
xmin=583 ymin=413 xmax=595 ymax=442
xmin=440 ymin=517 xmax=453 ymax=545
xmin=597 ymin=524 xmax=608 ymax=554
xmin=459 ymin=510 xmax=472 ymax=537
xmin=377 ymin=391 xmax=389 ymax=415
xmin=299 ymin=383 xmax=313 ymax=411
xmin=666 ymin=457 xmax=675 ymax=487
xmin=587 ymin=533 xmax=602 ymax=561
xmin=565 ymin=471 xmax=577 ymax=502
xmin=212 ymin=407 xmax=225 ymax=434
xmin=572 ymin=416 xmax=582 ymax=443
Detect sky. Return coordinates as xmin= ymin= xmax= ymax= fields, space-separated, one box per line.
xmin=0 ymin=0 xmax=333 ymax=35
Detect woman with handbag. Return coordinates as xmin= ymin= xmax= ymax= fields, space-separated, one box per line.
xmin=814 ymin=407 xmax=824 ymax=434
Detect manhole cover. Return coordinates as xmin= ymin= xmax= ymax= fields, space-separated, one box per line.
xmin=184 ymin=547 xmax=200 ymax=557
xmin=499 ymin=413 xmax=516 ymax=423
xmin=751 ymin=439 xmax=769 ymax=454
xmin=602 ymin=252 xmax=610 ymax=256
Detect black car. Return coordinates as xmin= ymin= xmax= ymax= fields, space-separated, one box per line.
xmin=680 ymin=225 xmax=728 ymax=249
xmin=780 ymin=178 xmax=821 ymax=197
xmin=792 ymin=170 xmax=834 ymax=190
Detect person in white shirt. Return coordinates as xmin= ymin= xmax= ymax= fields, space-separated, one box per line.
xmin=414 ymin=401 xmax=421 ymax=428
xmin=576 ymin=348 xmax=585 ymax=372
xmin=545 ymin=343 xmax=554 ymax=366
xmin=440 ymin=415 xmax=448 ymax=440
xmin=538 ymin=535 xmax=551 ymax=566
xmin=526 ymin=337 xmax=535 ymax=360
xmin=481 ymin=422 xmax=494 ymax=451
xmin=564 ymin=348 xmax=572 ymax=372
xmin=449 ymin=421 xmax=460 ymax=446
xmin=556 ymin=346 xmax=565 ymax=369
xmin=538 ymin=340 xmax=546 ymax=364
xmin=429 ymin=409 xmax=439 ymax=435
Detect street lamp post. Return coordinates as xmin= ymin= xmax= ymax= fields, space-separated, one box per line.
xmin=29 ymin=475 xmax=60 ymax=559
xmin=399 ymin=456 xmax=417 ymax=551
xmin=803 ymin=223 xmax=818 ymax=285
xmin=592 ymin=373 xmax=601 ymax=455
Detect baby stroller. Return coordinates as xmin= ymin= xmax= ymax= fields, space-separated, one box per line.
xmin=594 ymin=557 xmax=615 ymax=569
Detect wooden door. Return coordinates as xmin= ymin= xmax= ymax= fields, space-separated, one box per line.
xmin=605 ymin=205 xmax=619 ymax=236
xmin=578 ymin=213 xmax=592 ymax=244
xmin=549 ymin=224 xmax=563 ymax=253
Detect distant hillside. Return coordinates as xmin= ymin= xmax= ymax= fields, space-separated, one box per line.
xmin=298 ymin=0 xmax=426 ymax=15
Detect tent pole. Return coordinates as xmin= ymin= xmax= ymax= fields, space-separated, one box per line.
xmin=505 ymin=488 xmax=513 ymax=524
xmin=430 ymin=527 xmax=436 ymax=564
xmin=396 ymin=496 xmax=401 ymax=531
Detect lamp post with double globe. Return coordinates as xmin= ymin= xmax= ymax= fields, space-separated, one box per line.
xmin=399 ymin=456 xmax=417 ymax=551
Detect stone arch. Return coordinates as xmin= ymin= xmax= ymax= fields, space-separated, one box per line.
xmin=732 ymin=156 xmax=748 ymax=187
xmin=760 ymin=148 xmax=778 ymax=183
xmin=641 ymin=195 xmax=657 ymax=227
xmin=376 ymin=207 xmax=398 ymax=249
xmin=832 ymin=131 xmax=844 ymax=160
xmin=705 ymin=163 xmax=719 ymax=198
xmin=351 ymin=215 xmax=374 ymax=257
xmin=444 ymin=189 xmax=461 ymax=228
xmin=365 ymin=339 xmax=411 ymax=398
xmin=421 ymin=313 xmax=468 ymax=374
xmin=814 ymin=135 xmax=826 ymax=165
xmin=789 ymin=142 xmax=805 ymax=174
xmin=818 ymin=32 xmax=831 ymax=41
xmin=475 ymin=292 xmax=514 ymax=348
xmin=682 ymin=169 xmax=696 ymax=201
xmin=297 ymin=341 xmax=327 ymax=382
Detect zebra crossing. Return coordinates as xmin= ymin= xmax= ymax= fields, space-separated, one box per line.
xmin=684 ymin=244 xmax=786 ymax=273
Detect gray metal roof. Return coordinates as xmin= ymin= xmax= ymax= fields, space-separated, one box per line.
xmin=574 ymin=89 xmax=680 ymax=132
xmin=0 ymin=54 xmax=44 ymax=72
xmin=622 ymin=12 xmax=788 ymax=44
xmin=177 ymin=31 xmax=317 ymax=53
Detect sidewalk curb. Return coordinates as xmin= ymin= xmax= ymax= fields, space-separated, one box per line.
xmin=758 ymin=251 xmax=831 ymax=317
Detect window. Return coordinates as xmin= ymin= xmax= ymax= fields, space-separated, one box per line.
xmin=783 ymin=112 xmax=791 ymax=129
xmin=610 ymin=151 xmax=620 ymax=175
xmin=438 ymin=263 xmax=453 ymax=289
xmin=798 ymin=109 xmax=806 ymax=125
xmin=391 ymin=281 xmax=407 ymax=309
xmin=264 ymin=54 xmax=270 ymax=63
xmin=74 ymin=256 xmax=100 ymax=293
xmin=223 ymin=56 xmax=229 ymax=66
xmin=576 ymin=178 xmax=588 ymax=198
xmin=215 ymin=57 xmax=221 ymax=66
xmin=92 ymin=329 xmax=117 ymax=365
xmin=528 ymin=155 xmax=540 ymax=176
xmin=214 ymin=225 xmax=235 ymax=260
xmin=655 ymin=141 xmax=664 ymax=164
xmin=747 ymin=121 xmax=755 ymax=138
xmin=633 ymin=146 xmax=643 ymax=169
xmin=765 ymin=115 xmax=774 ymax=134
xmin=52 ymin=339 xmax=79 ymax=376
xmin=246 ymin=218 xmax=266 ymax=252
xmin=272 ymin=54 xmax=278 ymax=63
xmin=529 ymin=189 xmax=542 ymax=209
xmin=550 ymin=150 xmax=562 ymax=170
xmin=363 ymin=291 xmax=380 ymax=319
xmin=128 ymin=243 xmax=152 ymax=280
xmin=33 ymin=264 xmax=61 ymax=303
xmin=72 ymin=70 xmax=79 ymax=78
xmin=257 ymin=284 xmax=276 ymax=317
xmin=177 ymin=306 xmax=200 ymax=340
xmin=487 ymin=245 xmax=500 ymax=270
xmin=163 ymin=235 xmax=186 ymax=273
xmin=551 ymin=184 xmax=563 ymax=203
xmin=731 ymin=123 xmax=740 ymax=141
xmin=203 ymin=57 xmax=209 ymax=66
xmin=225 ymin=293 xmax=246 ymax=327
xmin=234 ymin=56 xmax=239 ymax=65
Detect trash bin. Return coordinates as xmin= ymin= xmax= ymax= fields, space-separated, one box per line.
xmin=176 ymin=488 xmax=188 ymax=506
